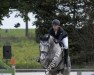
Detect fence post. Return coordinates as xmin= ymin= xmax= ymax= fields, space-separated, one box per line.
xmin=77 ymin=71 xmax=81 ymax=75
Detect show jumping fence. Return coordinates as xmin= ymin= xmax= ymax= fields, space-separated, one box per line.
xmin=16 ymin=69 xmax=94 ymax=75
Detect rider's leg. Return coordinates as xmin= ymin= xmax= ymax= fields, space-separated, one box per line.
xmin=62 ymin=37 xmax=68 ymax=49
xmin=62 ymin=37 xmax=69 ymax=67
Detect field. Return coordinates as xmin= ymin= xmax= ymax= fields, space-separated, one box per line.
xmin=0 ymin=29 xmax=42 ymax=69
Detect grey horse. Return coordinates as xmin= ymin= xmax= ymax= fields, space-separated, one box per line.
xmin=39 ymin=34 xmax=71 ymax=75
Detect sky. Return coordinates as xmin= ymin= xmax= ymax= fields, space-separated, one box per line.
xmin=0 ymin=10 xmax=36 ymax=29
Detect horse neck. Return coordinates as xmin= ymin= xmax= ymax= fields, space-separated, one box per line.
xmin=48 ymin=36 xmax=61 ymax=49
xmin=48 ymin=36 xmax=54 ymax=45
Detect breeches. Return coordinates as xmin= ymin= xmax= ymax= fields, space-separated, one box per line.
xmin=62 ymin=37 xmax=68 ymax=49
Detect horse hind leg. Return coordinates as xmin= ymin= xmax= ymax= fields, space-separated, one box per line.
xmin=49 ymin=71 xmax=58 ymax=75
xmin=50 ymin=71 xmax=63 ymax=75
xmin=50 ymin=72 xmax=57 ymax=75
xmin=57 ymin=72 xmax=64 ymax=75
xmin=61 ymin=56 xmax=71 ymax=75
xmin=60 ymin=67 xmax=70 ymax=75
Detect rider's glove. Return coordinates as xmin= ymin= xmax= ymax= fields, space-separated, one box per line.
xmin=59 ymin=42 xmax=63 ymax=47
xmin=53 ymin=39 xmax=59 ymax=44
xmin=53 ymin=39 xmax=63 ymax=47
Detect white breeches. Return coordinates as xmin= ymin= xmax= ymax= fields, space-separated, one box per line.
xmin=62 ymin=37 xmax=68 ymax=49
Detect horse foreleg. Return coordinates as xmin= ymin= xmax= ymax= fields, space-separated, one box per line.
xmin=62 ymin=66 xmax=71 ymax=75
xmin=57 ymin=72 xmax=64 ymax=75
xmin=64 ymin=69 xmax=70 ymax=75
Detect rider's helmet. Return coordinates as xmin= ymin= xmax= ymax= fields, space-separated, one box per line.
xmin=52 ymin=19 xmax=60 ymax=26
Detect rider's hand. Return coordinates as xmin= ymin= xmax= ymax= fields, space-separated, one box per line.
xmin=53 ymin=39 xmax=59 ymax=44
xmin=53 ymin=39 xmax=63 ymax=47
xmin=59 ymin=42 xmax=63 ymax=47
xmin=54 ymin=39 xmax=63 ymax=47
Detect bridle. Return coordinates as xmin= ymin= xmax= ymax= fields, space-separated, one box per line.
xmin=40 ymin=41 xmax=50 ymax=56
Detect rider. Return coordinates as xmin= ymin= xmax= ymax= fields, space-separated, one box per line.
xmin=48 ymin=19 xmax=69 ymax=68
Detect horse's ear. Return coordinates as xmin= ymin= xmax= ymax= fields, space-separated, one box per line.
xmin=40 ymin=34 xmax=50 ymax=41
xmin=40 ymin=36 xmax=43 ymax=41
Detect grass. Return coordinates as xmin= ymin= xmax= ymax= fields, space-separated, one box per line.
xmin=0 ymin=29 xmax=42 ymax=69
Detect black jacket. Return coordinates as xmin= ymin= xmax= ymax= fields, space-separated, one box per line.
xmin=48 ymin=27 xmax=68 ymax=41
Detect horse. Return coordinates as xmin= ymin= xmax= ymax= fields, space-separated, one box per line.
xmin=39 ymin=34 xmax=71 ymax=75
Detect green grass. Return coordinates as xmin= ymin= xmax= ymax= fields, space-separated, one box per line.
xmin=0 ymin=29 xmax=42 ymax=69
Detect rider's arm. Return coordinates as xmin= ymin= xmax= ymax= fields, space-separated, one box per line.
xmin=58 ymin=28 xmax=68 ymax=42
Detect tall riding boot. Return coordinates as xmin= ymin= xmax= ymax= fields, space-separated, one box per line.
xmin=64 ymin=49 xmax=68 ymax=67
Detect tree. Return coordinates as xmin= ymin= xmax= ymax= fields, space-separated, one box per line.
xmin=0 ymin=0 xmax=10 ymax=25
xmin=32 ymin=0 xmax=71 ymax=42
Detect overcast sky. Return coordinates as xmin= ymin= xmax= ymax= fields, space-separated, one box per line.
xmin=0 ymin=11 xmax=36 ymax=29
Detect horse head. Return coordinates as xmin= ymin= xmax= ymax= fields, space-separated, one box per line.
xmin=39 ymin=34 xmax=50 ymax=61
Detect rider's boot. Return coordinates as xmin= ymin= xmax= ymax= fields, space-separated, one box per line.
xmin=64 ymin=49 xmax=68 ymax=68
